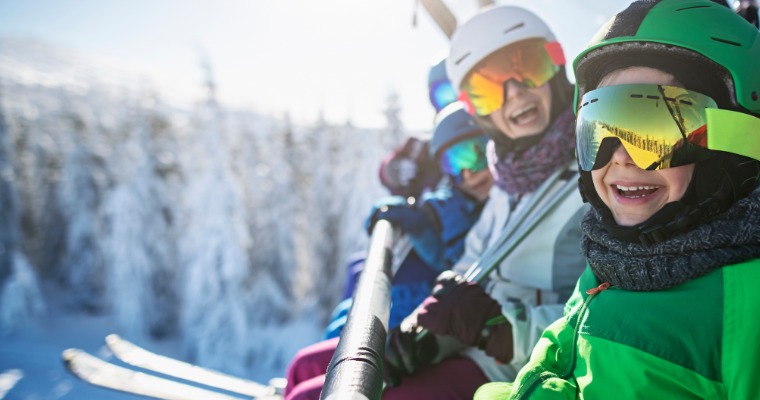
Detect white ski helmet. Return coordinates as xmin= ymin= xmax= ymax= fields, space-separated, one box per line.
xmin=446 ymin=5 xmax=563 ymax=92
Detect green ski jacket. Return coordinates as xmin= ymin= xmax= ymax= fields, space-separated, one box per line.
xmin=476 ymin=258 xmax=760 ymax=399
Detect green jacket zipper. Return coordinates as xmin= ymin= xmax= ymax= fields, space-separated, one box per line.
xmin=511 ymin=282 xmax=613 ymax=400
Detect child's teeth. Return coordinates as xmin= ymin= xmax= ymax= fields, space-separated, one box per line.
xmin=616 ymin=185 xmax=658 ymax=191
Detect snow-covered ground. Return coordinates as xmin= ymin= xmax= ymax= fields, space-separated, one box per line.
xmin=0 ymin=282 xmax=324 ymax=399
xmin=0 ymin=283 xmax=184 ymax=399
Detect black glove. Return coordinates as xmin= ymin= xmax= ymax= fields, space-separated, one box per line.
xmin=383 ymin=317 xmax=438 ymax=387
xmin=417 ymin=271 xmax=514 ymax=363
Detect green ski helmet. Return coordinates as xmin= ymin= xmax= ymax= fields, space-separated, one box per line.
xmin=573 ymin=0 xmax=760 ymax=245
xmin=574 ymin=0 xmax=760 ymax=115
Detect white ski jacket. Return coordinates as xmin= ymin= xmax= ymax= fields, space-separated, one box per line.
xmin=451 ymin=166 xmax=588 ymax=382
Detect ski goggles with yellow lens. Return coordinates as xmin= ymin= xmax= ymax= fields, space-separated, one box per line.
xmin=576 ymin=84 xmax=760 ymax=171
xmin=459 ymin=38 xmax=564 ymax=116
xmin=439 ymin=136 xmax=489 ymax=179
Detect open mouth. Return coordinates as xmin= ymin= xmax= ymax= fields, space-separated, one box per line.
xmin=509 ymin=104 xmax=538 ymax=125
xmin=615 ymin=184 xmax=660 ymax=199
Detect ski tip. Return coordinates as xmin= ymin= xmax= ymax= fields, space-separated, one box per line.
xmin=62 ymin=348 xmax=83 ymax=363
xmin=61 ymin=347 xmax=87 ymax=369
xmin=105 ymin=333 xmax=120 ymax=345
xmin=268 ymin=377 xmax=287 ymax=392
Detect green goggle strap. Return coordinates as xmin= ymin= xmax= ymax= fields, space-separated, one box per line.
xmin=707 ymin=109 xmax=760 ymax=162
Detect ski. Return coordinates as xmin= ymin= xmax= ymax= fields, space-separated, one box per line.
xmin=418 ymin=0 xmax=457 ymax=38
xmin=104 ymin=334 xmax=281 ymax=399
xmin=62 ymin=348 xmax=249 ymax=400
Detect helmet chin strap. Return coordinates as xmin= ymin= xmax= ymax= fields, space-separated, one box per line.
xmin=578 ymin=153 xmax=760 ymax=246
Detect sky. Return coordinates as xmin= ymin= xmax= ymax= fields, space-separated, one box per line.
xmin=0 ymin=0 xmax=657 ymax=131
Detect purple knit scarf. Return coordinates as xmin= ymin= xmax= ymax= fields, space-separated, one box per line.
xmin=487 ymin=109 xmax=576 ymax=195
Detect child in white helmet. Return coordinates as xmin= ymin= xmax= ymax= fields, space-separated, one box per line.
xmin=381 ymin=5 xmax=588 ymax=398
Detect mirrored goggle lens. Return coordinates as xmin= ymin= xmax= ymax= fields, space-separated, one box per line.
xmin=429 ymin=80 xmax=459 ymax=112
xmin=576 ymin=84 xmax=717 ymax=171
xmin=440 ymin=136 xmax=489 ymax=177
xmin=460 ymin=39 xmax=561 ymax=116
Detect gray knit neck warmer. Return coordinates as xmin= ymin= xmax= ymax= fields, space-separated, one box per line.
xmin=581 ymin=192 xmax=760 ymax=291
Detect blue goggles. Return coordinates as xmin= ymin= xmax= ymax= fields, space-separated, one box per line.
xmin=439 ymin=136 xmax=489 ymax=179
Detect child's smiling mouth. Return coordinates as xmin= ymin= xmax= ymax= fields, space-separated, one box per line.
xmin=615 ymin=184 xmax=660 ymax=199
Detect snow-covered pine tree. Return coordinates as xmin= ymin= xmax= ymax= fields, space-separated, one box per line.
xmin=100 ymin=101 xmax=179 ymax=339
xmin=177 ymin=97 xmax=253 ymax=376
xmin=57 ymin=122 xmax=107 ymax=312
xmin=0 ymin=90 xmax=45 ymax=334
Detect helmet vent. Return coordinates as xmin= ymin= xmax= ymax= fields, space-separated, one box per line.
xmin=502 ymin=22 xmax=525 ymax=35
xmin=675 ymin=5 xmax=711 ymax=11
xmin=710 ymin=37 xmax=741 ymax=47
xmin=454 ymin=52 xmax=471 ymax=66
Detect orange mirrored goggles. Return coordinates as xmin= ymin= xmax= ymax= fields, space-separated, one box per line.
xmin=459 ymin=38 xmax=564 ymax=116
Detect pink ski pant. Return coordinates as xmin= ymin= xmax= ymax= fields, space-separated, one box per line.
xmin=284 ymin=337 xmax=489 ymax=400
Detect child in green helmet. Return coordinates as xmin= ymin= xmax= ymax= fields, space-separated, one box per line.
xmin=476 ymin=0 xmax=760 ymax=399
